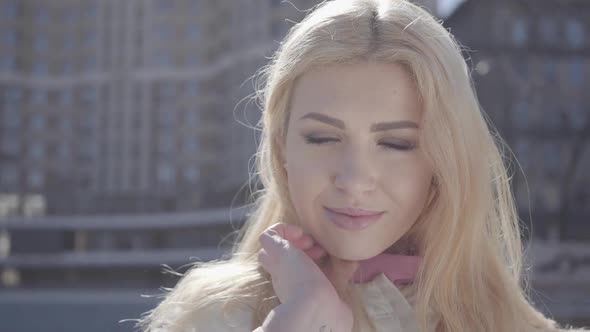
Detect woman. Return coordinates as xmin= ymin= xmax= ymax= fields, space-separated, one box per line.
xmin=136 ymin=0 xmax=587 ymax=331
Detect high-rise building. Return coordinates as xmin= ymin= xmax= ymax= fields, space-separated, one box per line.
xmin=0 ymin=0 xmax=440 ymax=216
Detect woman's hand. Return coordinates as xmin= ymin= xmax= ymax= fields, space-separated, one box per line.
xmin=257 ymin=222 xmax=359 ymax=332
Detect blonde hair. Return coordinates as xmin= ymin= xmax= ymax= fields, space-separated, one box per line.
xmin=136 ymin=1 xmax=585 ymax=331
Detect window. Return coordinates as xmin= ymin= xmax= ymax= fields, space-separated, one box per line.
xmin=539 ymin=17 xmax=558 ymax=44
xmin=183 ymin=165 xmax=200 ymax=183
xmin=34 ymin=8 xmax=49 ymax=24
xmin=0 ymin=56 xmax=15 ymax=72
xmin=4 ymin=88 xmax=22 ymax=107
xmin=28 ymin=142 xmax=45 ymax=160
xmin=568 ymin=60 xmax=585 ymax=86
xmin=187 ymin=24 xmax=200 ymax=41
xmin=511 ymin=17 xmax=528 ymax=46
xmin=27 ymin=168 xmax=44 ymax=188
xmin=185 ymin=81 xmax=199 ymax=97
xmin=183 ymin=136 xmax=199 ymax=154
xmin=543 ymin=142 xmax=561 ymax=175
xmin=1 ymin=1 xmax=17 ymax=19
xmin=543 ymin=61 xmax=557 ymax=82
xmin=512 ymin=100 xmax=529 ymax=128
xmin=0 ymin=164 xmax=18 ymax=186
xmin=31 ymin=90 xmax=48 ymax=105
xmin=514 ymin=140 xmax=530 ymax=170
xmin=32 ymin=62 xmax=49 ymax=76
xmin=157 ymin=162 xmax=175 ymax=184
xmin=3 ymin=108 xmax=20 ymax=128
xmin=185 ymin=110 xmax=199 ymax=129
xmin=567 ymin=104 xmax=586 ymax=130
xmin=565 ymin=19 xmax=584 ymax=48
xmin=84 ymin=31 xmax=98 ymax=48
xmin=33 ymin=35 xmax=49 ymax=51
xmin=158 ymin=134 xmax=175 ymax=154
xmin=2 ymin=30 xmax=16 ymax=47
xmin=30 ymin=114 xmax=46 ymax=130
xmin=60 ymin=117 xmax=72 ymax=132
xmin=81 ymin=112 xmax=98 ymax=130
xmin=58 ymin=143 xmax=71 ymax=160
xmin=85 ymin=3 xmax=98 ymax=19
xmin=60 ymin=90 xmax=73 ymax=106
xmin=80 ymin=87 xmax=99 ymax=104
xmin=0 ymin=135 xmax=19 ymax=155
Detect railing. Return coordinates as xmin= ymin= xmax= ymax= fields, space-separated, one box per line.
xmin=0 ymin=206 xmax=250 ymax=287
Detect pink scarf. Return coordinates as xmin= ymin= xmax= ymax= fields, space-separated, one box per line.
xmin=350 ymin=253 xmax=422 ymax=287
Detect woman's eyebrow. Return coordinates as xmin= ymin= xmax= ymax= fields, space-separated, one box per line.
xmin=298 ymin=112 xmax=419 ymax=132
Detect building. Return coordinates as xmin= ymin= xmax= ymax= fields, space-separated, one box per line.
xmin=443 ymin=0 xmax=590 ymax=240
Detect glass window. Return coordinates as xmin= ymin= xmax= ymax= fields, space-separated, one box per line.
xmin=511 ymin=17 xmax=528 ymax=46
xmin=60 ymin=90 xmax=73 ymax=105
xmin=543 ymin=61 xmax=557 ymax=82
xmin=81 ymin=87 xmax=99 ymax=104
xmin=28 ymin=142 xmax=45 ymax=160
xmin=32 ymin=62 xmax=49 ymax=76
xmin=1 ymin=1 xmax=17 ymax=19
xmin=58 ymin=143 xmax=71 ymax=160
xmin=60 ymin=117 xmax=72 ymax=132
xmin=64 ymin=35 xmax=75 ymax=50
xmin=185 ymin=110 xmax=199 ymax=128
xmin=34 ymin=8 xmax=49 ymax=24
xmin=33 ymin=34 xmax=49 ymax=51
xmin=30 ymin=113 xmax=45 ymax=130
xmin=158 ymin=134 xmax=175 ymax=153
xmin=81 ymin=112 xmax=98 ymax=130
xmin=0 ymin=56 xmax=16 ymax=72
xmin=85 ymin=3 xmax=98 ymax=19
xmin=183 ymin=165 xmax=200 ymax=183
xmin=84 ymin=31 xmax=98 ymax=47
xmin=31 ymin=90 xmax=48 ymax=105
xmin=4 ymin=87 xmax=22 ymax=107
xmin=0 ymin=164 xmax=18 ymax=186
xmin=514 ymin=140 xmax=530 ymax=169
xmin=27 ymin=168 xmax=44 ymax=188
xmin=185 ymin=81 xmax=199 ymax=97
xmin=568 ymin=59 xmax=585 ymax=86
xmin=187 ymin=24 xmax=200 ymax=41
xmin=157 ymin=162 xmax=175 ymax=184
xmin=81 ymin=56 xmax=98 ymax=73
xmin=568 ymin=104 xmax=587 ymax=130
xmin=158 ymin=82 xmax=176 ymax=99
xmin=512 ymin=100 xmax=529 ymax=128
xmin=565 ymin=19 xmax=584 ymax=48
xmin=0 ymin=135 xmax=19 ymax=155
xmin=543 ymin=142 xmax=561 ymax=175
xmin=183 ymin=136 xmax=199 ymax=154
xmin=2 ymin=30 xmax=16 ymax=47
xmin=3 ymin=108 xmax=20 ymax=128
xmin=539 ymin=17 xmax=558 ymax=44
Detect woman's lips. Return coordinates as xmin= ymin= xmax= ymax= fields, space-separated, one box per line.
xmin=323 ymin=206 xmax=384 ymax=230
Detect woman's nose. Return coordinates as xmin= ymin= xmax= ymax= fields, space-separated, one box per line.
xmin=332 ymin=150 xmax=377 ymax=196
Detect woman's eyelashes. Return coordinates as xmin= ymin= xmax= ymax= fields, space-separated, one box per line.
xmin=302 ymin=134 xmax=416 ymax=151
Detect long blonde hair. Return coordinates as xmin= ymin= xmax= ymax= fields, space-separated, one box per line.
xmin=136 ymin=1 xmax=584 ymax=331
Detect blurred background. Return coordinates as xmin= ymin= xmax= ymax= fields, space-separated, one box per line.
xmin=0 ymin=0 xmax=588 ymax=331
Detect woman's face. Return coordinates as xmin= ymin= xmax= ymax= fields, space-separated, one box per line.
xmin=282 ymin=62 xmax=433 ymax=261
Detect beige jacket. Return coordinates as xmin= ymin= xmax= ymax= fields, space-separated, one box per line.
xmin=181 ymin=272 xmax=437 ymax=332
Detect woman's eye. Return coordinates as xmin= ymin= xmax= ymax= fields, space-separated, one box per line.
xmin=303 ymin=135 xmax=415 ymax=151
xmin=303 ymin=135 xmax=339 ymax=144
xmin=379 ymin=141 xmax=416 ymax=151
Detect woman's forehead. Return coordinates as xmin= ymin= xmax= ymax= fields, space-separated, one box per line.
xmin=289 ymin=62 xmax=423 ymax=123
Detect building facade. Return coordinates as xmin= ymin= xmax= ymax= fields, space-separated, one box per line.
xmin=443 ymin=0 xmax=590 ymax=240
